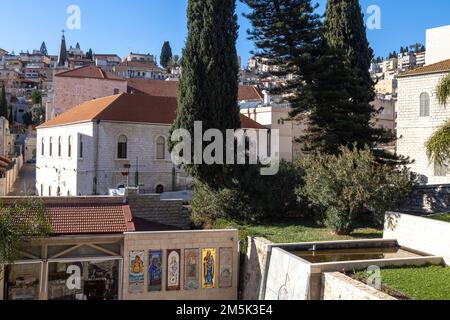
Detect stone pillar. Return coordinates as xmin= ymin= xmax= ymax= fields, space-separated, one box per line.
xmin=241 ymin=237 xmax=273 ymax=300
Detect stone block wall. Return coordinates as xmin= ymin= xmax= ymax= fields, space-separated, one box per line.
xmin=321 ymin=272 xmax=396 ymax=300
xmin=401 ymin=185 xmax=450 ymax=214
xmin=123 ymin=230 xmax=239 ymax=300
xmin=241 ymin=237 xmax=273 ymax=300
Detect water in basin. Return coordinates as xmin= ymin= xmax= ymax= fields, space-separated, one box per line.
xmin=291 ymin=247 xmax=423 ymax=263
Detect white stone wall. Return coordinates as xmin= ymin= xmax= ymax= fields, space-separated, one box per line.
xmin=396 ymin=72 xmax=450 ymax=184
xmin=264 ymin=248 xmax=311 ymax=300
xmin=37 ymin=121 xmax=179 ymax=196
xmin=321 ymin=273 xmax=396 ymax=300
xmin=384 ymin=212 xmax=450 ymax=266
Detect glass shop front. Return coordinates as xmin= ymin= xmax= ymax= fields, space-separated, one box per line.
xmin=3 ymin=241 xmax=123 ymax=301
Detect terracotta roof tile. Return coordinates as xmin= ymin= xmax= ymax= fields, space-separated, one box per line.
xmin=0 ymin=201 xmax=135 ymax=235
xmin=399 ymin=59 xmax=450 ymax=77
xmin=46 ymin=203 xmax=135 ymax=235
xmin=39 ymin=93 xmax=265 ymax=129
xmin=127 ymin=79 xmax=264 ymax=101
xmin=55 ymin=65 xmax=125 ymax=81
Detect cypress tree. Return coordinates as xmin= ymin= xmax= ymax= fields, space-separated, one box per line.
xmin=160 ymin=41 xmax=173 ymax=69
xmin=320 ymin=0 xmax=394 ymax=156
xmin=40 ymin=41 xmax=48 ymax=56
xmin=0 ymin=84 xmax=7 ymax=120
xmin=171 ymin=0 xmax=241 ymax=188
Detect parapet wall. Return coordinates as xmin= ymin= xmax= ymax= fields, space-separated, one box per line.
xmin=385 ymin=212 xmax=450 ymax=266
xmin=321 ymin=272 xmax=396 ymax=300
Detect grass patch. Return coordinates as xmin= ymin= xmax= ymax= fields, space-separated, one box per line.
xmin=354 ymin=265 xmax=450 ymax=300
xmin=427 ymin=213 xmax=450 ymax=223
xmin=212 ymin=218 xmax=382 ymax=253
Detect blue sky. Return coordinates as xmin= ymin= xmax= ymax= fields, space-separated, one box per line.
xmin=0 ymin=0 xmax=449 ymax=67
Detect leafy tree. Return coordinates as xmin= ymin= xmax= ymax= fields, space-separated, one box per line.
xmin=0 ymin=84 xmax=8 ymax=119
xmin=160 ymin=41 xmax=173 ymax=69
xmin=31 ymin=90 xmax=42 ymax=106
xmin=0 ymin=199 xmax=51 ymax=276
xmin=40 ymin=41 xmax=48 ymax=56
xmin=171 ymin=0 xmax=241 ymax=188
xmin=31 ymin=105 xmax=46 ymax=126
xmin=426 ymin=74 xmax=450 ymax=167
xmin=297 ymin=146 xmax=415 ymax=235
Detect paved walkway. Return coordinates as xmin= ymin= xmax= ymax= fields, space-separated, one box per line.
xmin=8 ymin=164 xmax=37 ymax=196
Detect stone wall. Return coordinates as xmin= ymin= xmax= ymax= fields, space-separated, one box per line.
xmin=396 ymin=72 xmax=450 ymax=185
xmin=241 ymin=237 xmax=273 ymax=300
xmin=123 ymin=230 xmax=239 ymax=300
xmin=0 ymin=155 xmax=24 ymax=196
xmin=401 ymin=185 xmax=450 ymax=214
xmin=127 ymin=192 xmax=191 ymax=230
xmin=321 ymin=272 xmax=396 ymax=300
xmin=384 ymin=212 xmax=450 ymax=265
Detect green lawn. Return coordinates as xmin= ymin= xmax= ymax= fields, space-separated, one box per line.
xmin=355 ymin=265 xmax=450 ymax=300
xmin=212 ymin=218 xmax=382 ymax=253
xmin=427 ymin=213 xmax=450 ymax=223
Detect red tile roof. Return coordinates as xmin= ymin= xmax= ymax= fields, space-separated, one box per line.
xmin=46 ymin=203 xmax=135 ymax=235
xmin=55 ymin=65 xmax=125 ymax=81
xmin=39 ymin=93 xmax=265 ymax=129
xmin=399 ymin=59 xmax=450 ymax=77
xmin=0 ymin=200 xmax=135 ymax=235
xmin=127 ymin=79 xmax=264 ymax=101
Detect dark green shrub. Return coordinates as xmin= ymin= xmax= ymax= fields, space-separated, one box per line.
xmin=297 ymin=146 xmax=415 ymax=235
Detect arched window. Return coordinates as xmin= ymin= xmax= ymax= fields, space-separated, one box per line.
xmin=156 ymin=184 xmax=164 ymax=194
xmin=156 ymin=136 xmax=166 ymax=160
xmin=58 ymin=137 xmax=62 ymax=157
xmin=49 ymin=138 xmax=53 ymax=157
xmin=48 ymin=186 xmax=52 ymax=197
xmin=40 ymin=184 xmax=44 ymax=196
xmin=41 ymin=138 xmax=45 ymax=156
xmin=57 ymin=186 xmax=61 ymax=197
xmin=68 ymin=136 xmax=72 ymax=158
xmin=79 ymin=135 xmax=83 ymax=159
xmin=67 ymin=190 xmax=71 ymax=197
xmin=420 ymin=92 xmax=430 ymax=117
xmin=117 ymin=135 xmax=128 ymax=159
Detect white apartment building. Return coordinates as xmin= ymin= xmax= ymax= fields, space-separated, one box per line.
xmin=426 ymin=25 xmax=450 ymax=65
xmin=398 ymin=52 xmax=417 ymax=71
xmin=36 ymin=93 xmax=265 ymax=196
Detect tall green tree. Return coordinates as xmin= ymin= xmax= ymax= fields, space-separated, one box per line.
xmin=171 ymin=0 xmax=241 ymax=188
xmin=160 ymin=41 xmax=173 ymax=69
xmin=86 ymin=48 xmax=93 ymax=60
xmin=0 ymin=84 xmax=8 ymax=120
xmin=244 ymin=0 xmax=322 ymax=118
xmin=40 ymin=41 xmax=48 ymax=56
xmin=320 ymin=0 xmax=393 ymax=156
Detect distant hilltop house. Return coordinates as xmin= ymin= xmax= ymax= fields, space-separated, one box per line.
xmin=397 ymin=25 xmax=450 ymax=185
xmin=36 ymin=93 xmax=265 ymax=197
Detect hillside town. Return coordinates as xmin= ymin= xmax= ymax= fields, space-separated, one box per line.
xmin=0 ymin=0 xmax=449 ymax=304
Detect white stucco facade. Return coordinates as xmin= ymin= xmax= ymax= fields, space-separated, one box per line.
xmin=396 ymin=71 xmax=450 ymax=184
xmin=36 ymin=121 xmax=178 ymax=196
